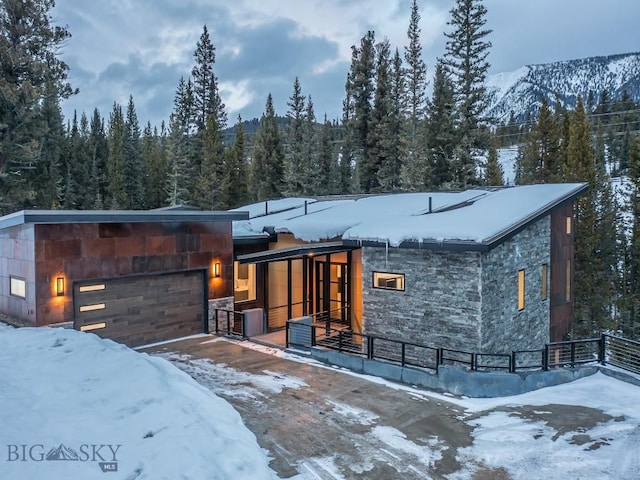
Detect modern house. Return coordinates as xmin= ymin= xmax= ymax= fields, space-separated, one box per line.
xmin=0 ymin=209 xmax=247 ymax=347
xmin=231 ymin=183 xmax=587 ymax=354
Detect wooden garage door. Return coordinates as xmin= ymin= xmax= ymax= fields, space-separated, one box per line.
xmin=74 ymin=270 xmax=206 ymax=347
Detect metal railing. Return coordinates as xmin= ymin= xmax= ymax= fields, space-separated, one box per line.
xmin=285 ymin=323 xmax=640 ymax=376
xmin=213 ymin=309 xmax=244 ymax=337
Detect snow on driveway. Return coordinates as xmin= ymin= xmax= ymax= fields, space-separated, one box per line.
xmin=158 ymin=337 xmax=640 ymax=480
xmin=0 ymin=325 xmax=278 ymax=480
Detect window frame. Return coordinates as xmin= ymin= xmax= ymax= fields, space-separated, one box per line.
xmin=372 ymin=271 xmax=405 ymax=292
xmin=9 ymin=276 xmax=26 ymax=299
xmin=517 ymin=269 xmax=525 ymax=311
xmin=234 ymin=261 xmax=257 ymax=303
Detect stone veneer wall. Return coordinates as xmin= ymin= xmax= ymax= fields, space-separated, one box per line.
xmin=361 ymin=247 xmax=483 ymax=352
xmin=208 ymin=296 xmax=235 ymax=332
xmin=361 ymin=216 xmax=551 ymax=356
xmin=480 ymin=216 xmax=550 ymax=354
xmin=0 ymin=224 xmax=36 ymax=323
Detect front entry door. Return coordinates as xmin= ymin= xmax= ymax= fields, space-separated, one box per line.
xmin=315 ymin=261 xmax=348 ymax=324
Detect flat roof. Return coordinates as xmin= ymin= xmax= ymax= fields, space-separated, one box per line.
xmin=232 ymin=183 xmax=588 ymax=251
xmin=0 ymin=209 xmax=249 ymax=230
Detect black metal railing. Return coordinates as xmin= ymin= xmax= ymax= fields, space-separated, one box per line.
xmin=214 ymin=309 xmax=245 ymax=337
xmin=604 ymin=334 xmax=640 ymax=375
xmin=285 ymin=323 xmax=640 ymax=377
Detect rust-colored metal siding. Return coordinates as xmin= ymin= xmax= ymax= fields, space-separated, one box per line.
xmin=549 ymin=202 xmax=575 ymax=341
xmin=34 ymin=221 xmax=233 ymax=326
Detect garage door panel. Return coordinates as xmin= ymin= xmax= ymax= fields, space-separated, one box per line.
xmin=74 ymin=270 xmax=205 ymax=347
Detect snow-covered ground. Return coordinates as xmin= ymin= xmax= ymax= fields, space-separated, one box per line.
xmin=162 ymin=339 xmax=640 ymax=480
xmin=0 ymin=325 xmax=277 ymax=480
xmin=2 ymin=324 xmax=639 ymax=480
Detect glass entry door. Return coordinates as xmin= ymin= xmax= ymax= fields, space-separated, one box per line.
xmin=315 ymin=261 xmax=348 ymax=324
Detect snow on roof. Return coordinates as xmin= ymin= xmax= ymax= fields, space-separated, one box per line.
xmin=232 ymin=184 xmax=587 ymax=247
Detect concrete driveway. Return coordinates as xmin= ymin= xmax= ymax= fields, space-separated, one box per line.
xmin=142 ymin=335 xmax=630 ymax=480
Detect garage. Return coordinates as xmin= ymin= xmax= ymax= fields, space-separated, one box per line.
xmin=73 ymin=270 xmax=206 ymax=347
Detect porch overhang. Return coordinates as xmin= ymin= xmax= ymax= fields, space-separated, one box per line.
xmin=237 ymin=241 xmax=358 ymax=264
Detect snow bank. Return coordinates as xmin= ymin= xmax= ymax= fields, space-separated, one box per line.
xmin=0 ymin=325 xmax=277 ymax=480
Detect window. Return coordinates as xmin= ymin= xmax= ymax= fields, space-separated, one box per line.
xmin=10 ymin=277 xmax=26 ymax=299
xmin=372 ymin=272 xmax=405 ymax=291
xmin=517 ymin=269 xmax=525 ymax=311
xmin=566 ymin=259 xmax=571 ymax=302
xmin=541 ymin=264 xmax=548 ymax=301
xmin=234 ymin=261 xmax=256 ymax=302
xmin=566 ymin=216 xmax=572 ymax=234
xmin=79 ymin=303 xmax=106 ymax=312
xmin=79 ymin=284 xmax=106 ymax=293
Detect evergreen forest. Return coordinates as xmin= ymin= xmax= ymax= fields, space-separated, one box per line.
xmin=2 ymin=0 xmax=640 ymax=339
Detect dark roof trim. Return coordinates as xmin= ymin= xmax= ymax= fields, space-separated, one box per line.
xmin=237 ymin=242 xmax=357 ymax=264
xmin=483 ymin=182 xmax=588 ymax=249
xmin=0 ymin=209 xmax=249 ymax=230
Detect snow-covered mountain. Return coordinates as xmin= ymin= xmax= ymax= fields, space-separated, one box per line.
xmin=485 ymin=52 xmax=640 ymax=122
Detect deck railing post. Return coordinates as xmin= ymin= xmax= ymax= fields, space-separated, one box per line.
xmin=215 ymin=309 xmax=219 ymax=335
xmin=226 ymin=311 xmax=231 ymax=334
xmin=543 ymin=344 xmax=549 ymax=370
xmin=599 ymin=333 xmax=606 ymax=365
xmin=401 ymin=343 xmax=406 ymax=367
xmin=510 ymin=351 xmax=516 ymax=373
xmin=570 ymin=342 xmax=576 ymax=367
xmin=367 ymin=337 xmax=374 ymax=360
xmin=471 ymin=353 xmax=476 ymax=371
xmin=311 ymin=325 xmax=316 ymax=347
xmin=285 ymin=321 xmax=289 ymax=348
xmin=338 ymin=331 xmax=343 ymax=353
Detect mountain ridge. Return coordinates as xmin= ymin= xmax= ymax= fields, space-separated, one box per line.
xmin=485 ymin=51 xmax=640 ymax=122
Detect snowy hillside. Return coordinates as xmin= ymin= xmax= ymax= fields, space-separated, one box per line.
xmin=486 ymin=52 xmax=640 ymax=122
xmin=0 ymin=325 xmax=277 ymax=480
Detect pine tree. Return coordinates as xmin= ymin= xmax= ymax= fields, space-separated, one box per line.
xmin=0 ymin=0 xmax=76 ymax=213
xmin=350 ymin=31 xmax=376 ymax=193
xmin=191 ymin=25 xmax=226 ymax=131
xmin=563 ymin=96 xmax=601 ymax=337
xmin=484 ymin=142 xmax=504 ymax=185
xmin=316 ymin=115 xmax=337 ymax=195
xmin=283 ymin=77 xmax=307 ymax=196
xmin=124 ymin=96 xmax=144 ymax=209
xmin=519 ymin=98 xmax=561 ymax=183
xmin=106 ymin=103 xmax=127 ymax=208
xmin=192 ymin=113 xmax=225 ymax=209
xmin=425 ymin=61 xmax=457 ymax=187
xmin=401 ymin=0 xmax=427 ymax=191
xmin=142 ymin=123 xmax=168 ymax=209
xmin=35 ymin=80 xmax=65 ymax=209
xmin=625 ymin=136 xmax=640 ymax=338
xmin=369 ymin=39 xmax=395 ymax=192
xmin=252 ymin=94 xmax=284 ymax=201
xmin=219 ymin=115 xmax=249 ymax=209
xmin=302 ymin=96 xmax=318 ymax=195
xmin=89 ymin=109 xmax=108 ymax=208
xmin=166 ymin=77 xmax=195 ymax=205
xmin=443 ymin=0 xmax=492 ymax=185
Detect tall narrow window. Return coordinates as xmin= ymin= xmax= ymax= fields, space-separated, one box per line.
xmin=541 ymin=264 xmax=548 ymax=301
xmin=234 ymin=261 xmax=256 ymax=302
xmin=565 ymin=259 xmax=571 ymax=302
xmin=518 ymin=269 xmax=525 ymax=311
xmin=566 ymin=216 xmax=572 ymax=234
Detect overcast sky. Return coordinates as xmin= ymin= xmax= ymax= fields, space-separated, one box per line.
xmin=53 ymin=0 xmax=640 ymax=129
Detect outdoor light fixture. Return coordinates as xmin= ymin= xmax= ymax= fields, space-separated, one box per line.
xmin=213 ymin=262 xmax=221 ymax=278
xmin=56 ymin=277 xmax=65 ymax=296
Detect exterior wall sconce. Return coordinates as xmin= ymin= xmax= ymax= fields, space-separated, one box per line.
xmin=56 ymin=277 xmax=65 ymax=297
xmin=213 ymin=262 xmax=221 ymax=278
